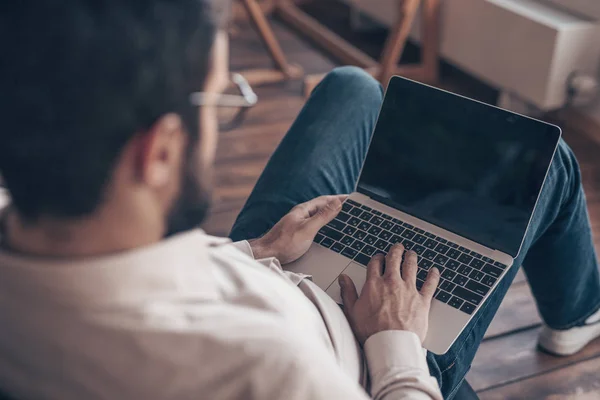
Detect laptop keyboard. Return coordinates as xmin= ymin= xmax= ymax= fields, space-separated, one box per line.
xmin=314 ymin=199 xmax=508 ymax=315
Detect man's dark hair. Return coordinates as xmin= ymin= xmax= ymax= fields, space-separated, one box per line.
xmin=0 ymin=1 xmax=227 ymax=220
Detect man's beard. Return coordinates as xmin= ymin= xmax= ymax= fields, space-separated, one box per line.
xmin=165 ymin=148 xmax=212 ymax=238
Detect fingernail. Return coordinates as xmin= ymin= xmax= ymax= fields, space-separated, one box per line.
xmin=338 ymin=275 xmax=346 ymax=288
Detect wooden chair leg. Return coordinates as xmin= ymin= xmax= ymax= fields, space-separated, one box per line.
xmin=240 ymin=0 xmax=303 ymax=78
xmin=269 ymin=0 xmax=440 ymax=95
xmin=378 ymin=0 xmax=422 ymax=85
xmin=277 ymin=0 xmax=377 ymax=68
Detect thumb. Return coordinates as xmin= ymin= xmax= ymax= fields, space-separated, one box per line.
xmin=306 ymin=197 xmax=343 ymax=231
xmin=339 ymin=274 xmax=358 ymax=314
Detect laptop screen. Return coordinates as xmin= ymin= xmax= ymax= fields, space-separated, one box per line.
xmin=357 ymin=77 xmax=561 ymax=257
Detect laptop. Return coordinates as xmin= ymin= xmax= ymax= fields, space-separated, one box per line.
xmin=287 ymin=76 xmax=561 ymax=355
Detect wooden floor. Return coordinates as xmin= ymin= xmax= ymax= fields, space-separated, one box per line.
xmin=203 ymin=9 xmax=600 ymax=399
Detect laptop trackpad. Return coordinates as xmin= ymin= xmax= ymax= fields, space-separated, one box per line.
xmin=326 ymin=263 xmax=367 ymax=304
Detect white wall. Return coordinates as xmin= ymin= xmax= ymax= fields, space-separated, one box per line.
xmin=542 ymin=0 xmax=600 ymax=19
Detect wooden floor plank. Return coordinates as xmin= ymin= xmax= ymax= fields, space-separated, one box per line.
xmin=215 ymin=125 xmax=289 ymax=164
xmin=513 ymin=268 xmax=526 ymax=284
xmin=478 ymin=355 xmax=600 ymax=399
xmin=222 ymin=84 xmax=306 ymax=129
xmin=468 ymin=326 xmax=600 ymax=392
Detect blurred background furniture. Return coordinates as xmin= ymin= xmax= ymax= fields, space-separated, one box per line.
xmin=276 ymin=0 xmax=440 ymax=94
xmin=206 ymin=1 xmax=600 ymax=397
xmin=346 ymin=0 xmax=600 ymax=117
xmin=235 ymin=0 xmax=440 ymax=95
xmin=237 ymin=0 xmax=304 ymax=86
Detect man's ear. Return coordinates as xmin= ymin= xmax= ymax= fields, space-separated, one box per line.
xmin=135 ymin=113 xmax=186 ymax=188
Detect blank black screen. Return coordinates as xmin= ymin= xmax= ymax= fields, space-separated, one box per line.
xmin=358 ymin=77 xmax=560 ymax=257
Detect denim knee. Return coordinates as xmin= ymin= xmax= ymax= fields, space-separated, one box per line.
xmin=317 ymin=66 xmax=384 ymax=105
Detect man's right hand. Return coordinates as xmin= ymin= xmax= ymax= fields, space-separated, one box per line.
xmin=339 ymin=244 xmax=440 ymax=344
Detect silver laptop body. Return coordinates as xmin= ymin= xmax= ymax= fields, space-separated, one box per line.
xmin=287 ymin=76 xmax=561 ymax=355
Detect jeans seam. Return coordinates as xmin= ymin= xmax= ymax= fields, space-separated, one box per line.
xmin=446 ymin=374 xmax=468 ymax=400
xmin=440 ymin=361 xmax=455 ymax=374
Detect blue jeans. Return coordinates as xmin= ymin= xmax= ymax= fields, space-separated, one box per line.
xmin=229 ymin=67 xmax=600 ymax=399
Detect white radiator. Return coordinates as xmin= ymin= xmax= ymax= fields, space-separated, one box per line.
xmin=348 ymin=0 xmax=600 ymax=111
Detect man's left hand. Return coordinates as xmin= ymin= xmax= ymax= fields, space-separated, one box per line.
xmin=248 ymin=195 xmax=347 ymax=264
